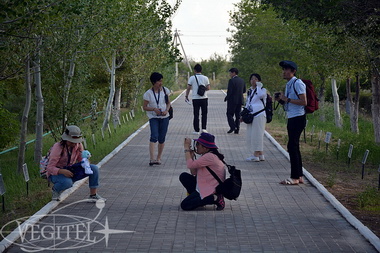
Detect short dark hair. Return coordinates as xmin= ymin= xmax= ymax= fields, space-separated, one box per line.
xmin=229 ymin=68 xmax=239 ymax=75
xmin=250 ymin=73 xmax=261 ymax=81
xmin=194 ymin=64 xmax=202 ymax=72
xmin=150 ymin=72 xmax=163 ymax=84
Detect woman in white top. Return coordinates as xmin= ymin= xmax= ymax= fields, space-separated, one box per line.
xmin=244 ymin=73 xmax=267 ymax=162
xmin=143 ymin=72 xmax=171 ymax=166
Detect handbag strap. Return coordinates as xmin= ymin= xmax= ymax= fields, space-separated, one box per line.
xmin=162 ymin=87 xmax=170 ymax=104
xmin=194 ymin=74 xmax=200 ymax=87
xmin=206 ymin=166 xmax=223 ymax=184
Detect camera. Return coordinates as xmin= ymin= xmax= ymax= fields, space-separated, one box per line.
xmin=274 ymin=92 xmax=281 ymax=99
xmin=190 ymin=139 xmax=197 ymax=151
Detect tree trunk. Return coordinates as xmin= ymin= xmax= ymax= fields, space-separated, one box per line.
xmin=34 ymin=37 xmax=44 ymax=163
xmin=62 ymin=57 xmax=76 ymax=128
xmin=371 ymin=60 xmax=380 ymax=143
xmin=331 ymin=78 xmax=342 ymax=128
xmin=318 ymin=74 xmax=326 ymax=122
xmin=113 ymin=86 xmax=121 ymax=128
xmin=102 ymin=51 xmax=117 ymax=131
xmin=18 ymin=57 xmax=32 ymax=173
xmin=347 ymin=77 xmax=360 ymax=133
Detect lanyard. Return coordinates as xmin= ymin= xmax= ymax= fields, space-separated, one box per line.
xmin=152 ymin=88 xmax=161 ymax=107
xmin=248 ymin=88 xmax=257 ymax=103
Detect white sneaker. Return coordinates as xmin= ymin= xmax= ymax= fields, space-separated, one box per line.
xmin=52 ymin=189 xmax=61 ymax=201
xmin=259 ymin=155 xmax=265 ymax=161
xmin=88 ymin=193 xmax=107 ymax=203
xmin=193 ymin=131 xmax=200 ymax=135
xmin=246 ymin=156 xmax=260 ymax=162
xmin=201 ymin=129 xmax=208 ymax=133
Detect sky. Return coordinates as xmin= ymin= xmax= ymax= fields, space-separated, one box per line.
xmin=170 ymin=0 xmax=240 ymax=62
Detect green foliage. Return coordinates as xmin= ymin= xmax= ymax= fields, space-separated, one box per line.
xmin=0 ymin=105 xmax=19 ymax=149
xmin=357 ymin=187 xmax=380 ymax=211
xmin=228 ymin=3 xmax=295 ymax=90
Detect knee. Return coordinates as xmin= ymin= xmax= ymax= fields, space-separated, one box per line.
xmin=59 ymin=179 xmax=73 ymax=191
xmin=179 ymin=172 xmax=187 ymax=183
xmin=150 ymin=137 xmax=158 ymax=143
xmin=180 ymin=200 xmax=192 ymax=211
xmin=90 ymin=164 xmax=99 ymax=174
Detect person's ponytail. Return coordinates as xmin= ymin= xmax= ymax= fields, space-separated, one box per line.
xmin=209 ymin=149 xmax=225 ymax=162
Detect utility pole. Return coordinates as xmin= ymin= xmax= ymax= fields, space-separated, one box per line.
xmin=173 ymin=29 xmax=179 ymax=87
xmin=174 ymin=29 xmax=192 ymax=73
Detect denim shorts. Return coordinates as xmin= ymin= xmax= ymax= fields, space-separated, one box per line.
xmin=149 ymin=117 xmax=169 ymax=143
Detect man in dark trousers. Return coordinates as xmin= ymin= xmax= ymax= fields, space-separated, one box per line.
xmin=224 ymin=68 xmax=246 ymax=134
xmin=275 ymin=60 xmax=307 ymax=185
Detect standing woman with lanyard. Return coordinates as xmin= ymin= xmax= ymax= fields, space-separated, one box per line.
xmin=143 ymin=72 xmax=171 ymax=166
xmin=244 ymin=73 xmax=267 ymax=162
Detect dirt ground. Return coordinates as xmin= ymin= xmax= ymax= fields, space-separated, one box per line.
xmin=267 ymin=127 xmax=380 ymax=239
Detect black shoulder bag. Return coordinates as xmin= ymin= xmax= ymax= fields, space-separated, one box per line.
xmin=162 ymin=87 xmax=173 ymax=120
xmin=206 ymin=162 xmax=242 ymax=201
xmin=194 ymin=75 xmax=206 ymax=96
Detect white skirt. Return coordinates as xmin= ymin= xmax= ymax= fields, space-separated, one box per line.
xmin=246 ymin=114 xmax=266 ymax=152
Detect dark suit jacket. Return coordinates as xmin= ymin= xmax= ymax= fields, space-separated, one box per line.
xmin=225 ymin=76 xmax=246 ymax=105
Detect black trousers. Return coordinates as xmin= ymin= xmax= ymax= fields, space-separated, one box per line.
xmin=179 ymin=172 xmax=214 ymax=211
xmin=287 ymin=114 xmax=306 ymax=179
xmin=192 ymin=98 xmax=208 ymax=132
xmin=226 ymin=103 xmax=241 ymax=131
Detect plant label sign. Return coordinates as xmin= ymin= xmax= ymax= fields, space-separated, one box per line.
xmin=23 ymin=163 xmax=30 ymax=182
xmin=348 ymin=144 xmax=354 ymax=158
xmin=324 ymin=132 xmax=332 ymax=143
xmin=0 ymin=174 xmax=5 ymax=195
xmin=361 ymin=150 xmax=369 ymax=164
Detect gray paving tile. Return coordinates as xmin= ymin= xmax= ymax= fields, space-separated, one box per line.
xmin=5 ymin=91 xmax=378 ymax=253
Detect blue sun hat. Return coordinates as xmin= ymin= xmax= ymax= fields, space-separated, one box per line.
xmin=194 ymin=133 xmax=218 ymax=149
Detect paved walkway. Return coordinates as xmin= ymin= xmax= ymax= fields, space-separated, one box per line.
xmin=5 ymin=90 xmax=378 ymax=252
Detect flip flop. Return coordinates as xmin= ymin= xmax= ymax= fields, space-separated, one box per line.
xmin=280 ymin=178 xmax=299 ymax=185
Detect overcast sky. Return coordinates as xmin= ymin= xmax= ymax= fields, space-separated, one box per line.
xmin=170 ymin=0 xmax=240 ymax=62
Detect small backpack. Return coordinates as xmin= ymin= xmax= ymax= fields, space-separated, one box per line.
xmin=206 ymin=164 xmax=242 ymax=201
xmin=293 ymin=79 xmax=319 ymax=114
xmin=261 ymin=94 xmax=273 ymax=123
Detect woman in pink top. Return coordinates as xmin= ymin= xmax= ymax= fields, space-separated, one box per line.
xmin=47 ymin=125 xmax=105 ymax=202
xmin=180 ymin=133 xmax=226 ymax=210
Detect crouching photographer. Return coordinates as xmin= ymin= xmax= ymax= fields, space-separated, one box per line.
xmin=179 ymin=133 xmax=226 ymax=211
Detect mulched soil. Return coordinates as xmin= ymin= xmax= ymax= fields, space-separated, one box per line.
xmin=267 ymin=126 xmax=380 ymax=238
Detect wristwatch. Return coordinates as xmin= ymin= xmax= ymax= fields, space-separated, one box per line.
xmin=287 ymin=98 xmax=291 ymax=103
xmin=184 ymin=149 xmax=192 ymax=153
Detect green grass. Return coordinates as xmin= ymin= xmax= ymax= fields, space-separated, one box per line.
xmin=357 ymin=186 xmax=380 ymax=211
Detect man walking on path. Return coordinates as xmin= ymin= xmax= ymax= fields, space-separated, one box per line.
xmin=185 ymin=64 xmax=210 ymax=134
xmin=275 ymin=60 xmax=307 ymax=185
xmin=224 ymin=67 xmax=246 ymax=134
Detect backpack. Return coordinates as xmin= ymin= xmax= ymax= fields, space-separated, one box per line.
xmin=194 ymin=75 xmax=206 ymax=96
xmin=206 ymin=164 xmax=242 ymax=201
xmin=293 ymin=79 xmax=319 ymax=114
xmin=261 ymin=93 xmax=273 ymax=123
